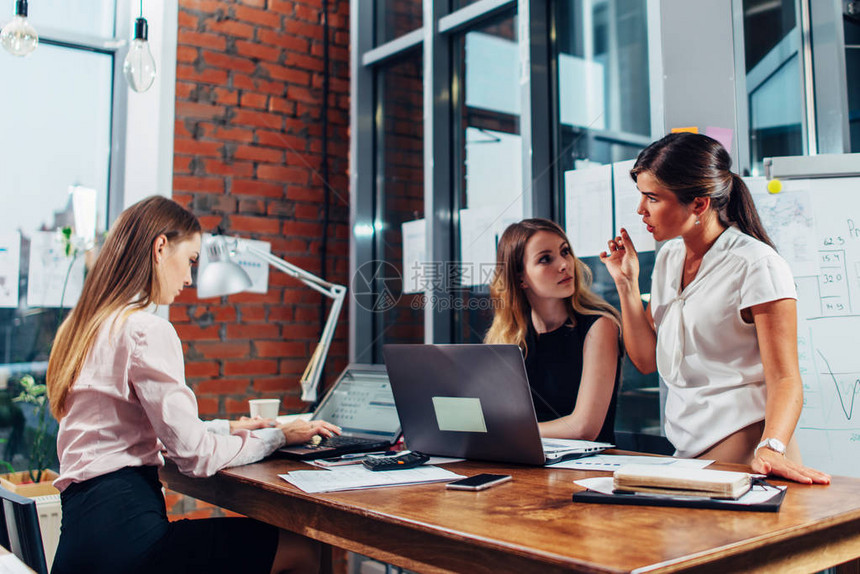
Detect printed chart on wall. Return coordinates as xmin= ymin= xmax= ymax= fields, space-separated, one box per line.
xmin=749 ymin=176 xmax=860 ymax=477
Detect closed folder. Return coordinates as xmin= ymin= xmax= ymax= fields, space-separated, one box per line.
xmin=613 ymin=465 xmax=751 ymax=499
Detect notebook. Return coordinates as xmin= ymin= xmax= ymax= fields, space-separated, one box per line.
xmin=613 ymin=465 xmax=752 ymax=499
xmin=382 ymin=344 xmax=612 ymax=466
xmin=277 ymin=364 xmax=402 ymax=460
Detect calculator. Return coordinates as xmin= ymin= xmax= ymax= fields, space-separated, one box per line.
xmin=361 ymin=451 xmax=430 ymax=471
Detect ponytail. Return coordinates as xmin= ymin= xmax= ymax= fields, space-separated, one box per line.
xmin=725 ymin=173 xmax=775 ymax=249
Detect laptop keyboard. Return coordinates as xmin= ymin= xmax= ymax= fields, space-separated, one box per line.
xmin=310 ymin=435 xmax=381 ymax=449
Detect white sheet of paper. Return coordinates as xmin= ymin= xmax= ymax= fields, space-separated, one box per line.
xmin=197 ymin=234 xmax=271 ymax=294
xmin=401 ymin=219 xmax=427 ymax=294
xmin=280 ymin=465 xmax=465 ymax=494
xmin=613 ymin=160 xmax=656 ymax=253
xmin=564 ymin=165 xmax=613 ymax=258
xmin=27 ymin=231 xmax=85 ymax=308
xmin=0 ymin=232 xmax=21 ymax=308
xmin=553 ymin=454 xmax=713 ymax=471
xmin=748 ymin=177 xmax=819 ymax=277
xmin=458 ymin=206 xmax=518 ymax=287
xmin=574 ymin=476 xmax=785 ymax=505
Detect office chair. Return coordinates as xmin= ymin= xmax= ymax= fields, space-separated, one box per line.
xmin=0 ymin=486 xmax=49 ymax=574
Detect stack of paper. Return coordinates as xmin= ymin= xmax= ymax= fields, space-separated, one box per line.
xmin=613 ymin=465 xmax=751 ymax=499
xmin=280 ymin=465 xmax=466 ymax=494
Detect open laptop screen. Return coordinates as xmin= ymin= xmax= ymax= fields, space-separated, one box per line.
xmin=312 ymin=367 xmax=400 ymax=441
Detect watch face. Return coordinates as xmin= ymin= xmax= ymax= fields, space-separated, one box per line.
xmin=767 ymin=438 xmax=786 ymax=454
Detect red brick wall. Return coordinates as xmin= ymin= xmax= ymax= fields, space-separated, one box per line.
xmin=164 ymin=0 xmax=351 ymax=538
xmin=170 ymin=0 xmax=351 ymax=419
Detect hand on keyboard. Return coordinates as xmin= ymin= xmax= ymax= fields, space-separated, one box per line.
xmin=279 ymin=419 xmax=342 ymax=446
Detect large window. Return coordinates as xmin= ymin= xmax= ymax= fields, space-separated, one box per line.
xmin=0 ymin=2 xmax=123 ymax=469
xmin=369 ymin=50 xmax=425 ymax=361
xmin=453 ymin=11 xmax=521 ymax=344
xmin=742 ymin=0 xmax=806 ymax=172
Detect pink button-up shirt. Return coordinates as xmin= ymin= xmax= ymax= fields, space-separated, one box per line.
xmin=55 ymin=308 xmax=284 ymax=492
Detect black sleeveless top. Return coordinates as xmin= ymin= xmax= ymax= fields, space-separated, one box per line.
xmin=523 ymin=311 xmax=619 ymax=444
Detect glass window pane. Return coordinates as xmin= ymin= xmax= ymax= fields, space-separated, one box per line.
xmin=553 ymin=0 xmax=658 ymax=440
xmin=23 ymin=0 xmax=116 ymax=39
xmin=453 ymin=12 xmax=521 ymax=344
xmin=845 ymin=16 xmax=860 ymax=153
xmin=742 ymin=0 xmax=805 ymax=173
xmin=0 ymin=44 xmax=112 ymax=373
xmin=374 ymin=0 xmax=422 ymax=46
xmin=372 ymin=50 xmax=425 ymax=361
xmin=555 ymin=0 xmax=650 ymax=169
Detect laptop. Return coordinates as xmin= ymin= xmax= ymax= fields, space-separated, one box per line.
xmin=277 ymin=364 xmax=402 ymax=460
xmin=382 ymin=344 xmax=612 ymax=466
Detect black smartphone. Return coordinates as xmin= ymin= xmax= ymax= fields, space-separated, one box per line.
xmin=445 ymin=473 xmax=512 ymax=491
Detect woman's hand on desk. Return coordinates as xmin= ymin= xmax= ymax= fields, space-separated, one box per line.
xmin=279 ymin=419 xmax=342 ymax=446
xmin=753 ymin=448 xmax=831 ymax=484
xmin=229 ymin=416 xmax=276 ymax=433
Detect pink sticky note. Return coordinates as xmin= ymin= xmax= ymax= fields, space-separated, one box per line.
xmin=705 ymin=126 xmax=734 ymax=154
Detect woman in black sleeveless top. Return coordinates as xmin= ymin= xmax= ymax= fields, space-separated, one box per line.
xmin=486 ymin=219 xmax=622 ymax=442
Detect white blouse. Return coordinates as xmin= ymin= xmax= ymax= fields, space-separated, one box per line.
xmin=651 ymin=226 xmax=796 ymax=457
xmin=55 ymin=308 xmax=285 ymax=491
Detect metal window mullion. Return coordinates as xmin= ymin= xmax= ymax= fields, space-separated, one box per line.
xmin=424 ymin=0 xmax=454 ymax=344
xmin=798 ymin=0 xmax=817 ymax=155
xmin=520 ymin=0 xmax=552 ymax=219
xmin=730 ymin=0 xmax=751 ymax=175
xmin=349 ymin=0 xmax=376 ymax=363
xmin=362 ymin=28 xmax=424 ymax=67
xmin=438 ymin=0 xmax=516 ymax=35
xmin=809 ymin=0 xmax=850 ymax=153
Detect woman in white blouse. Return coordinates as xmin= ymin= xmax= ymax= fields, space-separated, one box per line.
xmin=47 ymin=196 xmax=340 ymax=574
xmin=600 ymin=132 xmax=829 ymax=484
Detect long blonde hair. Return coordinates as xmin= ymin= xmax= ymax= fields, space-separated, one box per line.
xmin=46 ymin=196 xmax=201 ymax=419
xmin=484 ymin=218 xmax=620 ymax=354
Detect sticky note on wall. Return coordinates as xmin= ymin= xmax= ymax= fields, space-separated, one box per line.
xmin=671 ymin=126 xmax=699 ymax=134
xmin=704 ymin=126 xmax=734 ymax=154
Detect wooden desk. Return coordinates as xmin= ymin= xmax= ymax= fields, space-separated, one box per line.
xmin=160 ymin=455 xmax=860 ymax=573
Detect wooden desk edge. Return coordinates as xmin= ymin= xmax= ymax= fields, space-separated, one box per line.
xmin=159 ymin=460 xmax=860 ymax=574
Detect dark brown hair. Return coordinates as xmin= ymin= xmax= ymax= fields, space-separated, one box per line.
xmin=631 ymin=132 xmax=774 ymax=248
xmin=47 ymin=196 xmax=201 ymax=418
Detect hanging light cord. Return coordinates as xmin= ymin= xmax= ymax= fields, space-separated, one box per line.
xmin=139 ymin=0 xmax=144 ymax=19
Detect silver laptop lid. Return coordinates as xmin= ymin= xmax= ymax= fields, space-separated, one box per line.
xmin=383 ymin=344 xmax=547 ymax=466
xmin=311 ymin=364 xmax=401 ymax=442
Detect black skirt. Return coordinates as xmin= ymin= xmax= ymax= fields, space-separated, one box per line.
xmin=51 ymin=466 xmax=278 ymax=574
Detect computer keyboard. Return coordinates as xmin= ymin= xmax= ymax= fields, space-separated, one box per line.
xmin=310 ymin=435 xmax=381 ymax=449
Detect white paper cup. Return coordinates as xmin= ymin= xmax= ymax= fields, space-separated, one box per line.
xmin=249 ymin=398 xmax=280 ymax=419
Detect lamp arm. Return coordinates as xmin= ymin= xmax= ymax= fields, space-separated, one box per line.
xmin=244 ymin=244 xmax=341 ymax=298
xmin=241 ymin=242 xmax=347 ymax=402
xmin=299 ymin=285 xmax=346 ymax=402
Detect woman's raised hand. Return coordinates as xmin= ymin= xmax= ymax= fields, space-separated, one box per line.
xmin=279 ymin=419 xmax=342 ymax=446
xmin=599 ymin=228 xmax=640 ymax=287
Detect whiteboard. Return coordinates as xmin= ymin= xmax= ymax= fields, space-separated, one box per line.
xmin=750 ymin=175 xmax=860 ymax=477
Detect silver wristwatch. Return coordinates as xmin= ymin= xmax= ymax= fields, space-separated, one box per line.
xmin=755 ymin=437 xmax=786 ymax=456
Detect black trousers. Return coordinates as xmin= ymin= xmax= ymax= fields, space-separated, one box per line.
xmin=52 ymin=466 xmax=278 ymax=574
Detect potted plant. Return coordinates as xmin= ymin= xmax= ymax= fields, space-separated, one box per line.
xmin=0 ymin=375 xmax=59 ymax=497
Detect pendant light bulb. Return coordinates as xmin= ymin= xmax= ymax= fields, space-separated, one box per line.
xmin=1 ymin=0 xmax=38 ymax=57
xmin=123 ymin=17 xmax=156 ymax=93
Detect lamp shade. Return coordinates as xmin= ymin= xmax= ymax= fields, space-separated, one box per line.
xmin=196 ymin=236 xmax=253 ymax=298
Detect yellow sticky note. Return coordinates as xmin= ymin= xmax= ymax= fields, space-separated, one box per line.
xmin=671 ymin=126 xmax=699 ymax=134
